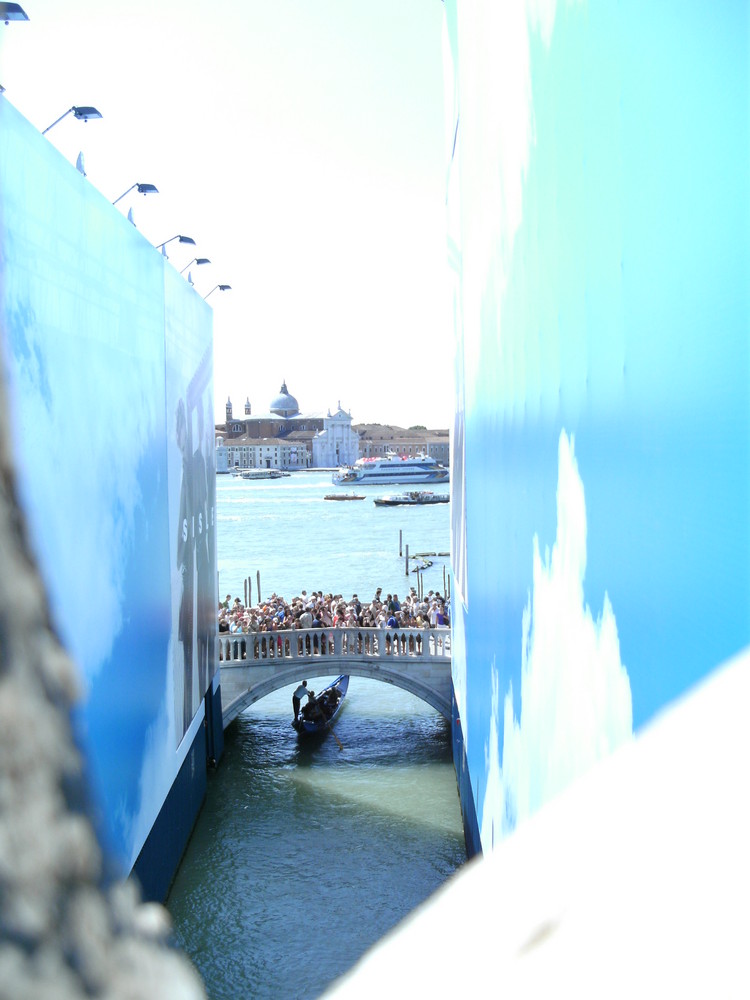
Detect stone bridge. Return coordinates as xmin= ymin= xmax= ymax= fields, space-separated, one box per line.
xmin=218 ymin=626 xmax=452 ymax=727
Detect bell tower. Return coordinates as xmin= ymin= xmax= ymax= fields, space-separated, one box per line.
xmin=225 ymin=396 xmax=232 ymax=424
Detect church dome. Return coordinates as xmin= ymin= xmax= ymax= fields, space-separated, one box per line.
xmin=270 ymin=380 xmax=300 ymax=417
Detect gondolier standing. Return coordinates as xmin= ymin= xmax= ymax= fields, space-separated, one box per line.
xmin=292 ymin=681 xmax=309 ymax=723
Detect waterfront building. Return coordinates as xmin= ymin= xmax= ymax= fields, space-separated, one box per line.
xmin=356 ymin=424 xmax=450 ymax=467
xmin=217 ymin=385 xmax=450 ymax=471
xmin=217 ymin=382 xmax=358 ymax=470
xmin=216 ymin=436 xmax=310 ymax=472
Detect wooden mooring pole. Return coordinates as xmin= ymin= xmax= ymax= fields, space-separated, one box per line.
xmin=242 ymin=574 xmax=257 ymax=607
xmin=405 ymin=543 xmax=409 ymax=576
xmin=257 ymin=570 xmax=261 ymax=604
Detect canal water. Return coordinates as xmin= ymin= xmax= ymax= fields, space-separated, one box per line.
xmin=166 ymin=472 xmax=466 ymax=999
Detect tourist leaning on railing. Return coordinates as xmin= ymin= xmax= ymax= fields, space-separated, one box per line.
xmin=217 ymin=587 xmax=449 ymax=635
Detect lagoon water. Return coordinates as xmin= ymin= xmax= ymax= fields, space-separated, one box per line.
xmin=166 ymin=472 xmax=466 ymax=1000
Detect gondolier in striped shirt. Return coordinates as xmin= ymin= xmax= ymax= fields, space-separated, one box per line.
xmin=292 ymin=681 xmax=309 ymax=723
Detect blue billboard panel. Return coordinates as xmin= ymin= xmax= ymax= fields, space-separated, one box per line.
xmin=165 ymin=267 xmax=217 ymax=744
xmin=445 ymin=3 xmax=750 ymax=850
xmin=0 ymin=98 xmax=216 ymax=871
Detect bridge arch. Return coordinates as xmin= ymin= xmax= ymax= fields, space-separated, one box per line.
xmin=218 ymin=626 xmax=452 ymax=727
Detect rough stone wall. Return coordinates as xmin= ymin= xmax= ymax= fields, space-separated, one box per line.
xmin=0 ymin=381 xmax=205 ymax=997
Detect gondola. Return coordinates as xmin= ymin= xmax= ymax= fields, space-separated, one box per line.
xmin=292 ymin=675 xmax=349 ymax=735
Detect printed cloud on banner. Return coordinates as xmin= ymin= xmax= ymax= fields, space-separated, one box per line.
xmin=481 ymin=430 xmax=633 ymax=847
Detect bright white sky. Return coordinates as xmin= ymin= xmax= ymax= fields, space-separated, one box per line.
xmin=0 ymin=0 xmax=453 ymax=429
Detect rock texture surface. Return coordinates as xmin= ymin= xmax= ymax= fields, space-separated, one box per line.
xmin=0 ymin=380 xmax=205 ymax=998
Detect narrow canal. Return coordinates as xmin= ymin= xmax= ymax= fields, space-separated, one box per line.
xmin=166 ymin=680 xmax=465 ymax=999
xmin=165 ymin=472 xmax=465 ymax=998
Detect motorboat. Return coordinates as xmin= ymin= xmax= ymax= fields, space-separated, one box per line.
xmin=373 ymin=491 xmax=450 ymax=507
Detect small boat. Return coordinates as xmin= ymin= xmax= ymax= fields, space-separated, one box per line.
xmin=293 ymin=675 xmax=349 ymax=735
xmin=324 ymin=493 xmax=366 ymax=501
xmin=373 ymin=491 xmax=450 ymax=507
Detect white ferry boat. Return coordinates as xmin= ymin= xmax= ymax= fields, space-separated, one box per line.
xmin=333 ymin=452 xmax=449 ymax=486
xmin=239 ymin=469 xmax=289 ymax=480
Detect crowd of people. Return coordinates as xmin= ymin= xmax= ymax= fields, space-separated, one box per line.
xmin=217 ymin=586 xmax=450 ymax=634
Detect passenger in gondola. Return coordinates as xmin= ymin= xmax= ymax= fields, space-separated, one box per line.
xmin=309 ymin=696 xmax=328 ymax=727
xmin=299 ymin=688 xmax=317 ymax=722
